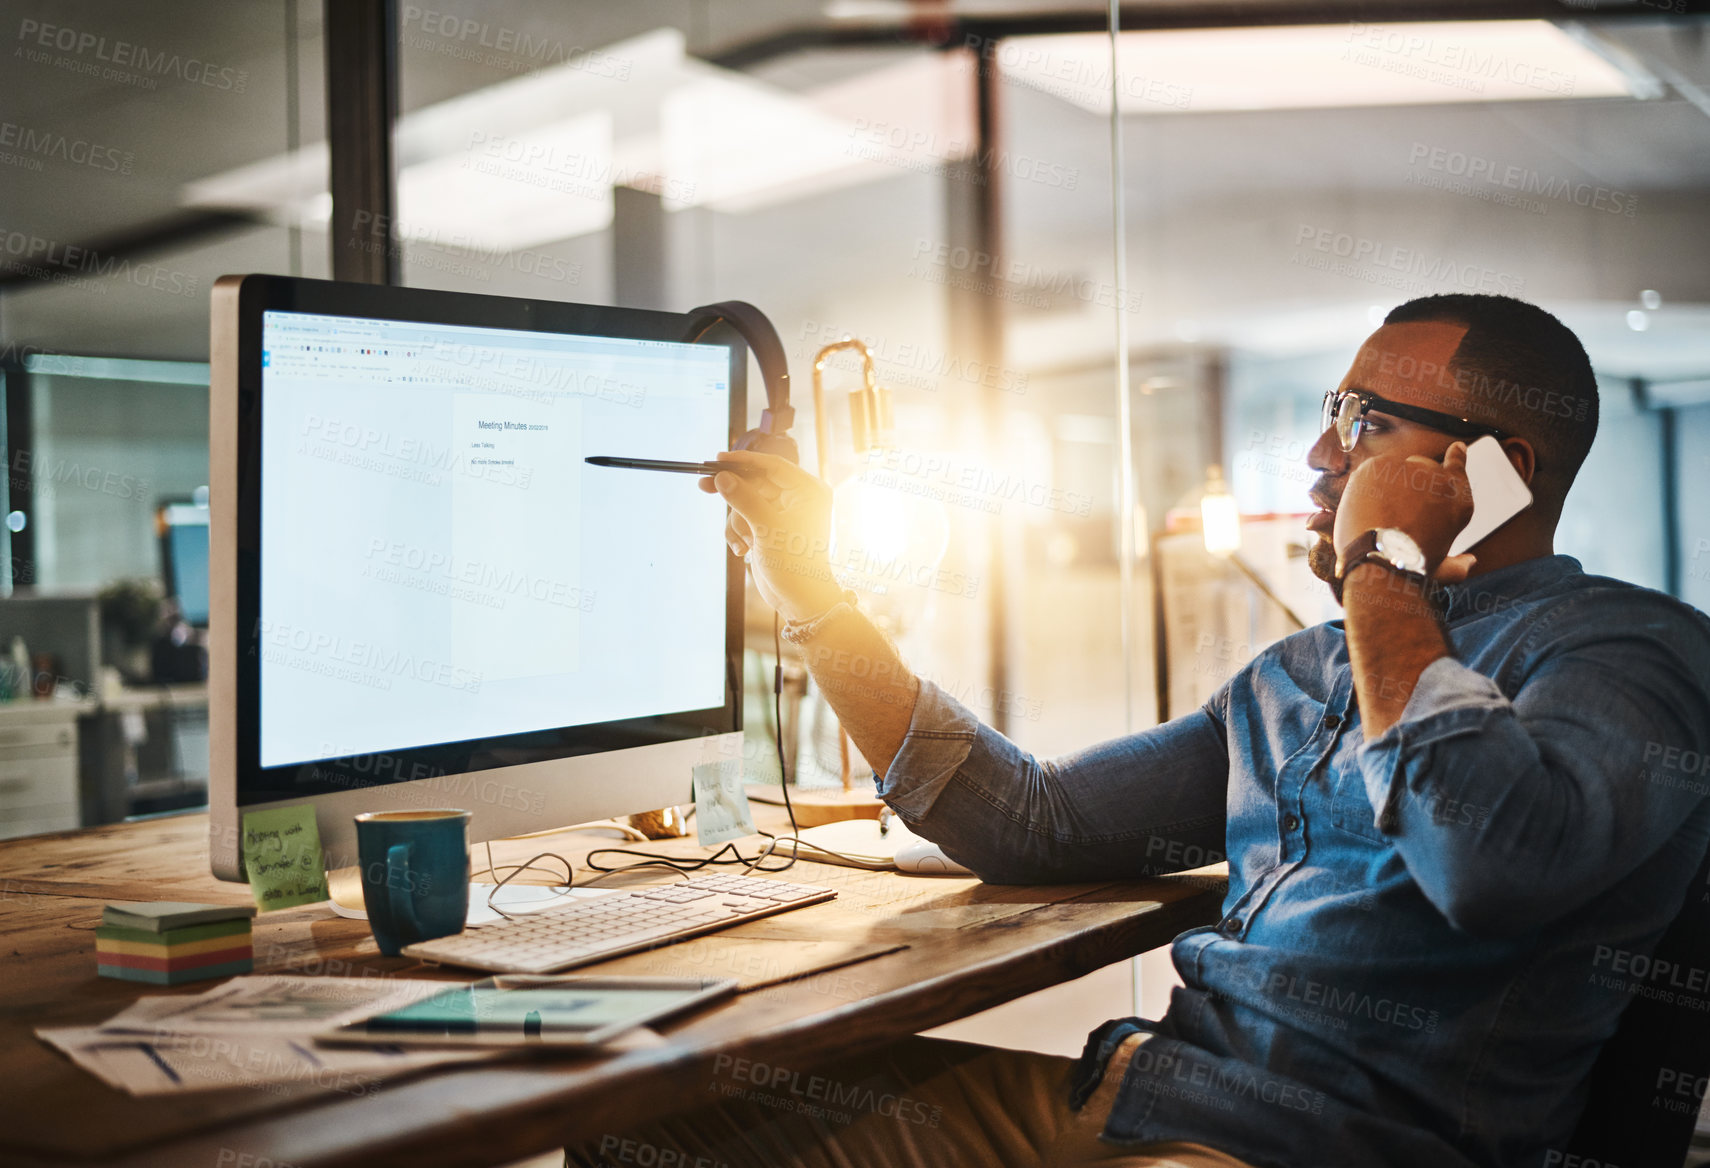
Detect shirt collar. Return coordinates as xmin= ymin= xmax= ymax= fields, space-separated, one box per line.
xmin=1438 ymin=554 xmax=1582 ymax=622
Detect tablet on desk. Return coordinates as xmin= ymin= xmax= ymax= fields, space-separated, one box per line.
xmin=315 ymin=975 xmax=739 ymax=1049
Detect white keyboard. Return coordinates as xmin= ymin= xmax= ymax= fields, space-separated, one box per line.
xmin=402 ymin=872 xmax=836 ymax=974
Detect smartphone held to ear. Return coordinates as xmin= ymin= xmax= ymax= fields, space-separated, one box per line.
xmin=1449 ymin=435 xmax=1533 ymax=557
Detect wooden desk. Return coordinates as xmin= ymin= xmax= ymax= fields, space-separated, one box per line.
xmin=0 ymin=809 xmax=1226 ymax=1168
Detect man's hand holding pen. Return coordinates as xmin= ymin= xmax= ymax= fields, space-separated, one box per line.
xmin=697 ymin=450 xmax=845 ymax=623
xmin=699 ymin=449 xmax=920 ymax=772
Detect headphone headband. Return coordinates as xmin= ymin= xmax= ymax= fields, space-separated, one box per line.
xmin=685 ymin=300 xmax=797 ymax=462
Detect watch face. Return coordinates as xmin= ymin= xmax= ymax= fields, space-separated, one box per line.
xmin=1375 ymin=528 xmax=1427 ymax=573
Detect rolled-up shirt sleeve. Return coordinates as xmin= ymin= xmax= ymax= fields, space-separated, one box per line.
xmin=875 ymin=680 xmax=1230 ymax=884
xmin=1355 ymin=599 xmax=1710 ymax=938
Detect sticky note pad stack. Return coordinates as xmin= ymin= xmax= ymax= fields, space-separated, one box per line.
xmin=96 ymin=902 xmax=258 ymax=985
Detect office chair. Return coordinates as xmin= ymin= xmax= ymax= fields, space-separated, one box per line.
xmin=1560 ymin=844 xmax=1710 ymax=1167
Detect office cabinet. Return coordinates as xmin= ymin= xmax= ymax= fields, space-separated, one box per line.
xmin=0 ymin=703 xmax=82 ymax=839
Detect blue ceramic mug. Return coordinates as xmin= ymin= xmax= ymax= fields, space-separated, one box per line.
xmin=354 ymin=809 xmax=471 ymax=956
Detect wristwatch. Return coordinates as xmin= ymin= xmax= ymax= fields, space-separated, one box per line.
xmin=779 ymin=589 xmax=861 ymax=645
xmin=1335 ymin=527 xmax=1429 ymax=586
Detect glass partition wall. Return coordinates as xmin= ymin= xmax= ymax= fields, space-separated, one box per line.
xmin=1 ymin=0 xmax=1706 ymax=1046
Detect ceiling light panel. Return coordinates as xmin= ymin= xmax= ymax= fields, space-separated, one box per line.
xmin=998 ymin=21 xmax=1641 ymax=115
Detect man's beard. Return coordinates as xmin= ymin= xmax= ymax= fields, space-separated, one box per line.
xmin=1307 ymin=472 xmax=1344 ymax=605
xmin=1308 ymin=533 xmax=1344 ymax=605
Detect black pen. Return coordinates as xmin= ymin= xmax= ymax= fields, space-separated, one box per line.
xmin=584 ymin=456 xmax=757 ymax=477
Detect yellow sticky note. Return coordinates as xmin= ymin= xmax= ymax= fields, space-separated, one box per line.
xmin=241 ymin=805 xmax=330 ymax=911
xmin=694 ymin=759 xmax=755 ymax=847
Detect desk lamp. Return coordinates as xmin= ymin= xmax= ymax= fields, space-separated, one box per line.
xmin=789 ymin=338 xmax=947 ymax=821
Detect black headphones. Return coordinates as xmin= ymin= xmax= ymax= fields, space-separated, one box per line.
xmin=684 ymin=301 xmax=798 ymax=464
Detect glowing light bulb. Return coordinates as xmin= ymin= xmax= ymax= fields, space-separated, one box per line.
xmin=1200 ymin=466 xmax=1241 ymax=557
xmin=829 ymin=473 xmax=950 ymax=596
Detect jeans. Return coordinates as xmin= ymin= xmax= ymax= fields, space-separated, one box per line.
xmin=568 ymin=1033 xmax=1258 ymax=1168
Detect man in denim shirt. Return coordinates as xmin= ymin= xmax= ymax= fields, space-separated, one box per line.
xmin=583 ymin=295 xmax=1710 ymax=1168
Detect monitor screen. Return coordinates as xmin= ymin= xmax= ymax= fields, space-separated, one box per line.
xmin=255 ymin=309 xmax=731 ymax=771
xmin=161 ymin=503 xmax=210 ymax=626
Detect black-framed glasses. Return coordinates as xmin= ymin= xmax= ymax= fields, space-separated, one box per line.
xmin=1320 ymin=388 xmax=1508 ymax=454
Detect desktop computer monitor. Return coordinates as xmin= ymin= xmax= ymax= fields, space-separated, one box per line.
xmin=208 ymin=275 xmax=746 ymax=881
xmin=159 ymin=501 xmax=210 ymax=627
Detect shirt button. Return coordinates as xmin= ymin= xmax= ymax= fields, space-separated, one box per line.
xmin=1283 ymin=814 xmax=1300 ymax=832
xmin=1323 ymin=713 xmax=1342 ymax=730
xmin=1222 ymin=916 xmax=1243 ymax=935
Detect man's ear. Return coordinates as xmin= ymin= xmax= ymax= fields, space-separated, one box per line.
xmin=1500 ymin=438 xmax=1536 ymax=485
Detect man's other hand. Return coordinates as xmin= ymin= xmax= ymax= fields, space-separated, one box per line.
xmin=698 ymin=450 xmax=845 ymax=622
xmin=1332 ymin=440 xmax=1476 ymax=579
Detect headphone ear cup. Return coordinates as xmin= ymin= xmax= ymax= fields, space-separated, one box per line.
xmin=735 ymin=428 xmax=799 ymax=464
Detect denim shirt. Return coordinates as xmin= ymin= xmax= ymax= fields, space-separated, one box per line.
xmin=875 ymin=556 xmax=1710 ymax=1168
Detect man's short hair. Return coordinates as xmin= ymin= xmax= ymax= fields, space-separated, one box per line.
xmin=1383 ymin=294 xmax=1598 ymax=514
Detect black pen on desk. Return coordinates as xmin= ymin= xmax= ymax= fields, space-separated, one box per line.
xmin=585 ymin=456 xmax=759 ymax=478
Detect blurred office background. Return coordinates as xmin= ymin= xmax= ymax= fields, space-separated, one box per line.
xmin=2 ymin=0 xmax=1707 ymax=1046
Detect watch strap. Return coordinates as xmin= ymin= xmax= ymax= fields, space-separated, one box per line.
xmin=1336 ymin=529 xmax=1428 ymax=585
xmin=1334 ymin=530 xmax=1382 ymax=581
xmin=779 ymin=589 xmax=861 ymax=645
